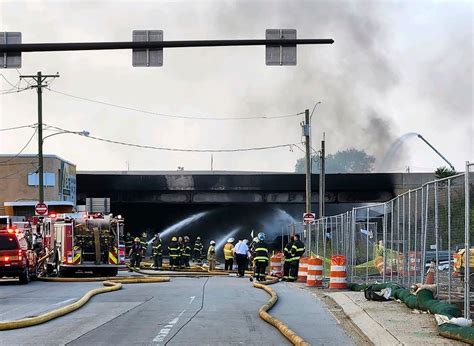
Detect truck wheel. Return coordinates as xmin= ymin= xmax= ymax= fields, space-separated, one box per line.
xmin=19 ymin=269 xmax=30 ymax=285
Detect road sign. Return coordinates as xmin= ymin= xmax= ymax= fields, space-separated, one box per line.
xmin=35 ymin=202 xmax=48 ymax=216
xmin=303 ymin=212 xmax=316 ymax=224
xmin=265 ymin=29 xmax=297 ymax=66
xmin=1 ymin=32 xmax=21 ymax=68
xmin=132 ymin=30 xmax=163 ymax=67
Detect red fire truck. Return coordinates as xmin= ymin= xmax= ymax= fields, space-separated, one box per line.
xmin=41 ymin=213 xmax=124 ymax=277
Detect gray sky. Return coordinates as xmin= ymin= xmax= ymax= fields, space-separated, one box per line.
xmin=0 ymin=0 xmax=472 ymax=172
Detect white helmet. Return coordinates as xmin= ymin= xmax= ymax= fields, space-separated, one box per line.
xmin=253 ymin=237 xmax=259 ymax=243
xmin=210 ymin=240 xmax=216 ymax=245
xmin=227 ymin=237 xmax=234 ymax=243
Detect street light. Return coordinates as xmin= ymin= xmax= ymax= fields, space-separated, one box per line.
xmin=37 ymin=128 xmax=90 ymax=204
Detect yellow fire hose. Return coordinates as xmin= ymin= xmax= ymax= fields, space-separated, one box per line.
xmin=253 ymin=277 xmax=310 ymax=346
xmin=1 ymin=262 xmax=310 ymax=345
xmin=0 ymin=276 xmax=170 ymax=331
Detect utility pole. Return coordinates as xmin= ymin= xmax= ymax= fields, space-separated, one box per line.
xmin=304 ymin=109 xmax=311 ymax=214
xmin=303 ymin=109 xmax=312 ymax=254
xmin=19 ymin=71 xmax=60 ymax=203
xmin=319 ymin=133 xmax=325 ymax=218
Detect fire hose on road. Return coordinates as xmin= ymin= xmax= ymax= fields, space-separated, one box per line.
xmin=0 ymin=276 xmax=170 ymax=331
xmin=0 ymin=264 xmax=310 ymax=346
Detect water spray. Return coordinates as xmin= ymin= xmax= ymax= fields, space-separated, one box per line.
xmin=154 ymin=211 xmax=210 ymax=241
xmin=215 ymin=227 xmax=241 ymax=250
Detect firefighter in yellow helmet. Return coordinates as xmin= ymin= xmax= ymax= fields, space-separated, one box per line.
xmin=168 ymin=236 xmax=179 ymax=270
xmin=223 ymin=238 xmax=235 ymax=270
xmin=129 ymin=237 xmax=143 ymax=271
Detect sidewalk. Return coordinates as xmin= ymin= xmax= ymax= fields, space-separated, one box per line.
xmin=304 ymin=286 xmax=467 ymax=345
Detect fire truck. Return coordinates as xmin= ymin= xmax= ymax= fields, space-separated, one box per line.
xmin=41 ymin=213 xmax=124 ymax=277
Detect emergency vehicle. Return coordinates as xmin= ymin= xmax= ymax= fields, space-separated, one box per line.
xmin=41 ymin=213 xmax=124 ymax=277
xmin=0 ymin=225 xmax=38 ymax=284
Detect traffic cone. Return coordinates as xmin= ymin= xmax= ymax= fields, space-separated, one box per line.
xmin=425 ymin=261 xmax=435 ymax=284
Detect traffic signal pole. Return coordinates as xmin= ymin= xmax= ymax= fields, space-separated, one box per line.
xmin=304 ymin=109 xmax=312 ymax=254
xmin=20 ymin=72 xmax=60 ymax=204
xmin=0 ymin=38 xmax=334 ymax=53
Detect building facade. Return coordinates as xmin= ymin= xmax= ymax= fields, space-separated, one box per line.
xmin=0 ymin=155 xmax=76 ymax=216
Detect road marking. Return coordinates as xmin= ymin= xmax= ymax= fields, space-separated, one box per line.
xmin=53 ymin=298 xmax=76 ymax=306
xmin=189 ymin=296 xmax=195 ymax=304
xmin=152 ymin=309 xmax=186 ymax=343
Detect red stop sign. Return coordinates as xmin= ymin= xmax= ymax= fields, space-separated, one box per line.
xmin=35 ymin=202 xmax=48 ymax=216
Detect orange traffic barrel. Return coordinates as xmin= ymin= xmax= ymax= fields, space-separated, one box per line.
xmin=270 ymin=252 xmax=284 ymax=278
xmin=297 ymin=257 xmax=309 ymax=282
xmin=306 ymin=257 xmax=323 ymax=287
xmin=329 ymin=255 xmax=347 ymax=289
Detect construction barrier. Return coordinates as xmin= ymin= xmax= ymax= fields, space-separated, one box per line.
xmin=306 ymin=257 xmax=323 ymax=287
xmin=270 ymin=252 xmax=284 ymax=278
xmin=297 ymin=257 xmax=308 ymax=283
xmin=329 ymin=255 xmax=347 ymax=289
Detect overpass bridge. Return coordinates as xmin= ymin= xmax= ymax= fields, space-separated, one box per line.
xmin=76 ymin=171 xmax=434 ymax=242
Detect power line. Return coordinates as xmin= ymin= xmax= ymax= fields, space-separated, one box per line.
xmin=46 ymin=124 xmax=301 ymax=153
xmin=46 ymin=88 xmax=305 ymax=121
xmin=0 ymin=124 xmax=36 ymax=132
xmin=0 ymin=129 xmax=38 ymax=164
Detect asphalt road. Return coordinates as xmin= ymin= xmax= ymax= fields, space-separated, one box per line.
xmin=0 ymin=275 xmax=353 ymax=345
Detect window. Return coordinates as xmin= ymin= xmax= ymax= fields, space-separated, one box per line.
xmin=28 ymin=172 xmax=55 ymax=187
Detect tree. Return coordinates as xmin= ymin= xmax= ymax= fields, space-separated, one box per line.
xmin=434 ymin=166 xmax=457 ymax=180
xmin=295 ymin=148 xmax=376 ymax=173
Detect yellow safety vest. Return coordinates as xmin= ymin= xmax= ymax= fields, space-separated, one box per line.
xmin=224 ymin=243 xmax=234 ymax=260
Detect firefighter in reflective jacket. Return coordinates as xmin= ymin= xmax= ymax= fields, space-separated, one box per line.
xmin=207 ymin=240 xmax=216 ymax=271
xmin=152 ymin=233 xmax=163 ymax=270
xmin=129 ymin=237 xmax=143 ymax=271
xmin=223 ymin=238 xmax=235 ymax=270
xmin=182 ymin=236 xmax=192 ymax=268
xmin=124 ymin=232 xmax=133 ymax=256
xmin=289 ymin=234 xmax=305 ymax=282
xmin=168 ymin=237 xmax=179 ymax=270
xmin=254 ymin=232 xmax=269 ymax=282
xmin=177 ymin=236 xmax=184 ymax=268
xmin=140 ymin=232 xmax=148 ymax=257
xmin=282 ymin=235 xmax=294 ymax=281
xmin=193 ymin=236 xmax=204 ymax=263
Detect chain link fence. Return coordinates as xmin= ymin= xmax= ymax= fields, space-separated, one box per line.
xmin=287 ymin=163 xmax=474 ymax=318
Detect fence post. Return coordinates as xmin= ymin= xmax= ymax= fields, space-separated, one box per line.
xmin=464 ymin=162 xmax=470 ymax=319
xmin=351 ymin=208 xmax=356 ymax=280
xmin=422 ymin=185 xmax=430 ymax=283
xmin=390 ymin=201 xmax=394 ymax=282
xmin=408 ymin=191 xmax=412 ymax=287
xmin=447 ymin=179 xmax=452 ymax=303
xmin=383 ymin=203 xmax=387 ymax=282
xmin=435 ymin=181 xmax=439 ymax=293
xmin=366 ymin=208 xmax=370 ymax=284
xmin=414 ymin=190 xmax=418 ymax=284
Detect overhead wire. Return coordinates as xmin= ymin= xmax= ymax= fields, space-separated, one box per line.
xmin=0 ymin=124 xmax=36 ymax=132
xmin=46 ymin=88 xmax=305 ymax=121
xmin=45 ymin=124 xmax=301 ymax=153
xmin=0 ymin=128 xmax=38 ymax=164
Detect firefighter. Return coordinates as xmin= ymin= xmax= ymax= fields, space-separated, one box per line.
xmin=152 ymin=233 xmax=163 ymax=270
xmin=282 ymin=235 xmax=294 ymax=281
xmin=177 ymin=236 xmax=184 ymax=268
xmin=140 ymin=232 xmax=148 ymax=257
xmin=124 ymin=232 xmax=133 ymax=256
xmin=182 ymin=236 xmax=192 ymax=268
xmin=253 ymin=232 xmax=269 ymax=282
xmin=193 ymin=236 xmax=204 ymax=263
xmin=289 ymin=234 xmax=306 ymax=282
xmin=223 ymin=238 xmax=235 ymax=270
xmin=168 ymin=236 xmax=179 ymax=270
xmin=207 ymin=240 xmax=216 ymax=271
xmin=129 ymin=237 xmax=143 ymax=271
